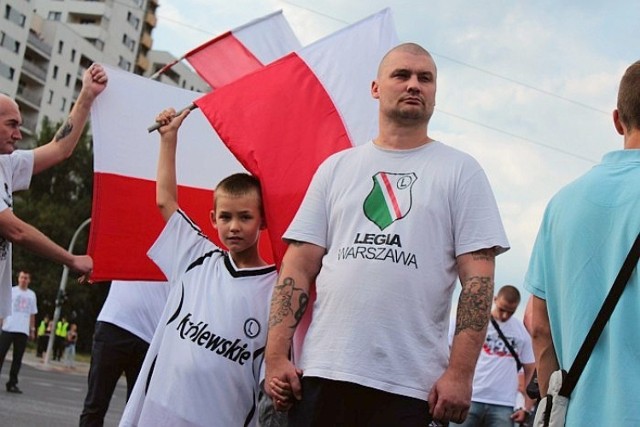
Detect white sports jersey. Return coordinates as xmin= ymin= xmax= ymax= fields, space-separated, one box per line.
xmin=120 ymin=210 xmax=276 ymax=427
xmin=0 ymin=151 xmax=33 ymax=319
xmin=285 ymin=141 xmax=509 ymax=401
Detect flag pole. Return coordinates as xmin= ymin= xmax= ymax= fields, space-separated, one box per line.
xmin=149 ymin=55 xmax=186 ymax=80
xmin=147 ymin=103 xmax=198 ymax=133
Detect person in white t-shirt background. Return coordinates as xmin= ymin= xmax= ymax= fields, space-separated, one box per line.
xmin=450 ymin=285 xmax=535 ymax=427
xmin=0 ymin=270 xmax=37 ymax=394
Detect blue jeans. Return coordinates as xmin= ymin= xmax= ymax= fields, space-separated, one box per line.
xmin=452 ymin=401 xmax=514 ymax=427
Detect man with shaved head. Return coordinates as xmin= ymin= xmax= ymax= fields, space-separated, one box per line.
xmin=265 ymin=43 xmax=509 ymax=425
xmin=0 ymin=64 xmax=107 ymax=320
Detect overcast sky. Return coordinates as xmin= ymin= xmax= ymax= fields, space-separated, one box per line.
xmin=150 ymin=0 xmax=640 ymax=315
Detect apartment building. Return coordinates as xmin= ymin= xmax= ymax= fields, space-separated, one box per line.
xmin=0 ymin=0 xmax=207 ymax=144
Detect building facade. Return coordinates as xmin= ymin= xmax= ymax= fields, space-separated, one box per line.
xmin=0 ymin=0 xmax=207 ymax=144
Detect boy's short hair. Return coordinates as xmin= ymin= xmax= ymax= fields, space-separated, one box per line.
xmin=214 ymin=173 xmax=264 ymax=215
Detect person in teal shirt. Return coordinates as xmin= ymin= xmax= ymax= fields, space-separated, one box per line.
xmin=525 ymin=60 xmax=640 ymax=426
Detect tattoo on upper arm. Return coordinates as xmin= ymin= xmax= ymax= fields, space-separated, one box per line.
xmin=269 ymin=276 xmax=309 ymax=330
xmin=455 ymin=275 xmax=493 ymax=335
xmin=54 ymin=118 xmax=73 ymax=141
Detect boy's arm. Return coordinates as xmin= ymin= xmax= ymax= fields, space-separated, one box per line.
xmin=33 ymin=64 xmax=107 ymax=175
xmin=154 ymin=108 xmax=191 ymax=222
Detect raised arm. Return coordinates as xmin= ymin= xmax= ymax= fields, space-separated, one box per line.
xmin=530 ymin=295 xmax=558 ymax=395
xmin=154 ymin=108 xmax=190 ymax=222
xmin=33 ymin=64 xmax=107 ymax=175
xmin=265 ymin=240 xmax=324 ymax=409
xmin=0 ymin=209 xmax=92 ymax=274
xmin=428 ymin=248 xmax=495 ymax=424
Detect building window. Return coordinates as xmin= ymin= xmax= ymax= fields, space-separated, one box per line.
xmin=0 ymin=60 xmax=15 ymax=80
xmin=71 ymin=49 xmax=76 ymax=62
xmin=118 ymin=56 xmax=131 ymax=72
xmin=88 ymin=38 xmax=104 ymax=51
xmin=58 ymin=40 xmax=64 ymax=54
xmin=65 ymin=73 xmax=71 ymax=87
xmin=47 ymin=90 xmax=54 ymax=104
xmin=122 ymin=34 xmax=135 ymax=52
xmin=127 ymin=11 xmax=140 ymax=30
xmin=52 ymin=65 xmax=58 ymax=79
xmin=4 ymin=5 xmax=26 ymax=28
xmin=0 ymin=31 xmax=20 ymax=53
xmin=48 ymin=11 xmax=62 ymax=21
xmin=61 ymin=97 xmax=67 ymax=112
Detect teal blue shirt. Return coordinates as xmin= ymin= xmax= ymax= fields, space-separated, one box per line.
xmin=525 ymin=149 xmax=640 ymax=426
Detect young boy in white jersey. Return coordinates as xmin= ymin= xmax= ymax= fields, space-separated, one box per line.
xmin=119 ymin=108 xmax=278 ymax=427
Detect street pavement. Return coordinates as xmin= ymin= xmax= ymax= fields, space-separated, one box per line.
xmin=0 ymin=350 xmax=127 ymax=426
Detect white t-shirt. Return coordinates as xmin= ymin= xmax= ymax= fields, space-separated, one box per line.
xmin=98 ymin=280 xmax=170 ymax=343
xmin=2 ymin=286 xmax=37 ymax=335
xmin=449 ymin=315 xmax=534 ymax=407
xmin=285 ymin=141 xmax=509 ymax=401
xmin=0 ymin=151 xmax=34 ymax=319
xmin=120 ymin=210 xmax=277 ymax=427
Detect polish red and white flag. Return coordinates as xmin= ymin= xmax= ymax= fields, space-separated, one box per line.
xmin=88 ymin=67 xmax=273 ymax=281
xmin=152 ymin=10 xmax=301 ymax=89
xmin=195 ymin=8 xmax=399 ymax=265
xmin=194 ymin=8 xmax=398 ymax=358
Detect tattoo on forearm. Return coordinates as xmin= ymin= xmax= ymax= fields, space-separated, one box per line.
xmin=455 ymin=275 xmax=493 ymax=335
xmin=54 ymin=118 xmax=73 ymax=141
xmin=471 ymin=248 xmax=496 ymax=262
xmin=269 ymin=276 xmax=309 ymax=330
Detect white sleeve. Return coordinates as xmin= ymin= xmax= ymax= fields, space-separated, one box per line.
xmin=283 ymin=158 xmax=331 ymax=248
xmin=147 ymin=209 xmax=217 ymax=283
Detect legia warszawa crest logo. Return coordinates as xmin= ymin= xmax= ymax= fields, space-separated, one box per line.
xmin=363 ymin=172 xmax=417 ymax=230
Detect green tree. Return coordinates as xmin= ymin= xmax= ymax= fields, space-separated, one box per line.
xmin=13 ymin=117 xmax=109 ymax=353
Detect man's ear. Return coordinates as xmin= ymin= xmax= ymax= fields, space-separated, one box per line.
xmin=210 ymin=210 xmax=217 ymax=229
xmin=371 ymin=80 xmax=380 ymax=99
xmin=613 ymin=109 xmax=625 ymax=136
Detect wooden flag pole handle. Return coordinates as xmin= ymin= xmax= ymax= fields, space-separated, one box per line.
xmin=147 ymin=103 xmax=198 ymax=133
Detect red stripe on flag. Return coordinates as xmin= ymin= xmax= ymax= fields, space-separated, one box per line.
xmin=380 ymin=173 xmax=402 ymax=219
xmin=185 ymin=32 xmax=264 ymax=89
xmin=195 ymin=53 xmax=352 ymax=266
xmin=88 ymin=173 xmax=273 ymax=281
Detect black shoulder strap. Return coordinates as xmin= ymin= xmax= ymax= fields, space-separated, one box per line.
xmin=560 ymin=231 xmax=640 ymax=397
xmin=490 ymin=317 xmax=523 ymax=371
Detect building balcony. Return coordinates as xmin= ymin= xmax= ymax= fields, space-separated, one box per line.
xmin=140 ymin=32 xmax=152 ymax=50
xmin=136 ymin=54 xmax=149 ymax=72
xmin=27 ymin=32 xmax=52 ymax=58
xmin=65 ymin=1 xmax=111 ymax=18
xmin=144 ymin=10 xmax=157 ymax=28
xmin=68 ymin=23 xmax=108 ymax=42
xmin=15 ymin=87 xmax=42 ymax=112
xmin=21 ymin=60 xmax=47 ymax=83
